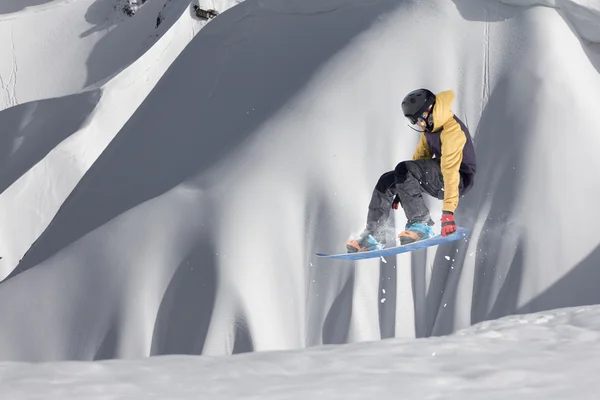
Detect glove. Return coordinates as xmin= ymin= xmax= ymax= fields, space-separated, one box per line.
xmin=441 ymin=211 xmax=456 ymax=236
xmin=392 ymin=195 xmax=400 ymax=210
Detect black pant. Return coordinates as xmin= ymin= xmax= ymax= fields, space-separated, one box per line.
xmin=365 ymin=159 xmax=459 ymax=241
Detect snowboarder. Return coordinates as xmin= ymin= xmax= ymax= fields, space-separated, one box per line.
xmin=193 ymin=5 xmax=219 ymax=21
xmin=346 ymin=89 xmax=477 ymax=253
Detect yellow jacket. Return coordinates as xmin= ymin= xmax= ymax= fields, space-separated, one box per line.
xmin=412 ymin=90 xmax=476 ymax=212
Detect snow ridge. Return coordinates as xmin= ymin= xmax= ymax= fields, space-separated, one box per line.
xmin=501 ymin=0 xmax=600 ymax=42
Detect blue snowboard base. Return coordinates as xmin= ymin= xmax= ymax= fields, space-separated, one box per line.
xmin=316 ymin=226 xmax=469 ymax=260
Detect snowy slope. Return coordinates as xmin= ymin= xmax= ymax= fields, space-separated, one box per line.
xmin=0 ymin=0 xmax=195 ymax=109
xmin=2 ymin=304 xmax=600 ymax=399
xmin=0 ymin=0 xmax=599 ymax=367
xmin=0 ymin=0 xmax=236 ymax=276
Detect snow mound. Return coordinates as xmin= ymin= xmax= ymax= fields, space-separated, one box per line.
xmin=1 ymin=305 xmax=600 ymax=399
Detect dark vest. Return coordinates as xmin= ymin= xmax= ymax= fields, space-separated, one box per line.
xmin=424 ymin=115 xmax=477 ymax=191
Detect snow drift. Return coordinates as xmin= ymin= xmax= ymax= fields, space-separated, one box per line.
xmin=0 ymin=0 xmax=599 ymax=363
xmin=2 ymin=305 xmax=600 ymax=399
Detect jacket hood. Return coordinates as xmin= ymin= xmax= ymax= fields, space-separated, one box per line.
xmin=432 ymin=90 xmax=455 ymax=131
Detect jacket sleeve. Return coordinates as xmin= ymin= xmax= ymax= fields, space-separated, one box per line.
xmin=440 ymin=124 xmax=466 ymax=212
xmin=412 ymin=133 xmax=433 ymax=160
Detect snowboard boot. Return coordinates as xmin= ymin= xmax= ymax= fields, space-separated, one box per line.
xmin=345 ymin=231 xmax=385 ymax=253
xmin=397 ymin=221 xmax=435 ymax=245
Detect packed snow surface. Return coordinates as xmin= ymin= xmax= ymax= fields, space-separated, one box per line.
xmin=2 ymin=305 xmax=600 ymax=399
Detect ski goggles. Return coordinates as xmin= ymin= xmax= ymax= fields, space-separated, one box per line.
xmin=407 ymin=107 xmax=433 ymax=130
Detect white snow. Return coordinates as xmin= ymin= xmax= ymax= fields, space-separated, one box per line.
xmin=0 ymin=0 xmax=216 ymax=276
xmin=0 ymin=0 xmax=600 ymax=396
xmin=1 ymin=305 xmax=600 ymax=398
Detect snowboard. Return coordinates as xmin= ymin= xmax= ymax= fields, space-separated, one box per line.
xmin=316 ymin=226 xmax=469 ymax=260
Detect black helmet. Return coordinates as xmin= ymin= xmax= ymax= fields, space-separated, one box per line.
xmin=401 ymin=89 xmax=435 ymax=124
